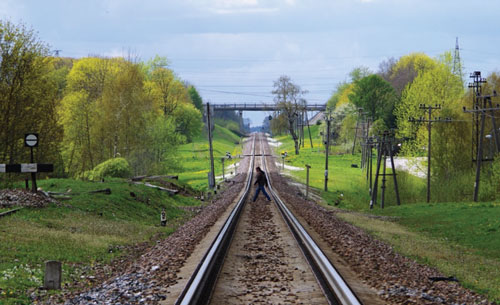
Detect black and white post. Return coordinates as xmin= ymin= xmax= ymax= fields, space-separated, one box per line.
xmin=25 ymin=133 xmax=39 ymax=192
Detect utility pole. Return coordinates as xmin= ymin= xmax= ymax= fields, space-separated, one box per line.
xmin=306 ymin=164 xmax=311 ymax=199
xmin=305 ymin=110 xmax=314 ymax=149
xmin=221 ymin=157 xmax=225 ymax=181
xmin=207 ymin=103 xmax=215 ymax=189
xmin=352 ymin=108 xmax=363 ymax=155
xmin=409 ymin=104 xmax=451 ymax=203
xmin=369 ymin=131 xmax=401 ymax=209
xmin=365 ymin=136 xmax=375 ymax=194
xmin=469 ymin=71 xmax=487 ymax=163
xmin=463 ymin=86 xmax=500 ymax=201
xmin=324 ymin=112 xmax=332 ymax=192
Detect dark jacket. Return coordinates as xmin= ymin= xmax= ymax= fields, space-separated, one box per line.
xmin=254 ymin=171 xmax=268 ymax=187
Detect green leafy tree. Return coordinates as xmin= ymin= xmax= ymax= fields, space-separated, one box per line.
xmin=0 ymin=20 xmax=62 ymax=167
xmin=98 ymin=58 xmax=151 ymax=165
xmin=349 ymin=66 xmax=372 ymax=82
xmin=348 ymin=74 xmax=398 ymax=128
xmin=326 ymin=82 xmax=352 ymax=110
xmin=138 ymin=115 xmax=185 ymax=174
xmin=60 ymin=57 xmax=155 ymax=175
xmin=172 ymin=102 xmax=202 ymax=142
xmin=395 ymin=53 xmax=467 ymax=178
xmin=60 ymin=57 xmax=110 ymax=174
xmin=188 ymin=86 xmax=203 ymax=111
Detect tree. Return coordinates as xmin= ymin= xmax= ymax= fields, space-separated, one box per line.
xmin=0 ymin=20 xmax=62 ymax=167
xmin=272 ymin=75 xmax=305 ymax=155
xmin=172 ymin=102 xmax=202 ymax=142
xmin=326 ymin=82 xmax=352 ymax=110
xmin=378 ymin=57 xmax=397 ymax=83
xmin=188 ymin=86 xmax=203 ymax=111
xmin=60 ymin=57 xmax=110 ymax=174
xmin=270 ymin=112 xmax=288 ymax=136
xmin=389 ymin=53 xmax=437 ymax=96
xmin=395 ymin=53 xmax=466 ymax=178
xmin=348 ymin=74 xmax=398 ymax=128
xmin=60 ymin=57 xmax=155 ymax=176
xmin=349 ymin=66 xmax=372 ymax=82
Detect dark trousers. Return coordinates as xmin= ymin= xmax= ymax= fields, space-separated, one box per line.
xmin=253 ymin=185 xmax=271 ymax=202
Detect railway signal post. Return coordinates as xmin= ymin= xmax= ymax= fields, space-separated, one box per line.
xmin=25 ymin=133 xmax=39 ymax=192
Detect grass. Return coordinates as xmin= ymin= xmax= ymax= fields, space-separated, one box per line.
xmin=175 ymin=124 xmax=243 ymax=190
xmin=0 ymin=178 xmax=199 ymax=304
xmin=274 ymin=128 xmax=500 ymax=302
xmin=274 ymin=125 xmax=426 ymax=210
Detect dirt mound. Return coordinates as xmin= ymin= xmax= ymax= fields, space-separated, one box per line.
xmin=0 ymin=189 xmax=56 ymax=208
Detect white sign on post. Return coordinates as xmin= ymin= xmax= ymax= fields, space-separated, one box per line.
xmin=25 ymin=133 xmax=38 ymax=147
xmin=21 ymin=163 xmax=37 ymax=173
xmin=0 ymin=164 xmax=5 ymax=173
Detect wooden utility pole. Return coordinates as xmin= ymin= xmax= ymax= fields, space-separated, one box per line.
xmin=369 ymin=131 xmax=401 ymax=209
xmin=305 ymin=110 xmax=314 ymax=149
xmin=306 ymin=164 xmax=311 ymax=199
xmin=463 ymin=91 xmax=500 ymax=201
xmin=409 ymin=104 xmax=451 ymax=203
xmin=352 ymin=108 xmax=362 ymax=155
xmin=324 ymin=113 xmax=331 ymax=192
xmin=221 ymin=158 xmax=225 ymax=181
xmin=207 ymin=103 xmax=215 ymax=189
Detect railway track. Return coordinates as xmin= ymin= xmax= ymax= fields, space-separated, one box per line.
xmin=175 ymin=133 xmax=361 ymax=305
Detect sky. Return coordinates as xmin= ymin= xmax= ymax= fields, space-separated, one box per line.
xmin=2 ymin=0 xmax=500 ymax=126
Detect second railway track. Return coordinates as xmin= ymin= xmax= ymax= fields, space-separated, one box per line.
xmin=173 ymin=133 xmax=361 ymax=305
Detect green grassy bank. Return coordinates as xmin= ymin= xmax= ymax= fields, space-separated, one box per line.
xmin=0 ymin=178 xmax=200 ymax=304
xmin=175 ymin=124 xmax=243 ymax=190
xmin=0 ymin=123 xmax=242 ymax=304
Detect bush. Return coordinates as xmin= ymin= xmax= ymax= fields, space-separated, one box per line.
xmin=90 ymin=158 xmax=132 ymax=180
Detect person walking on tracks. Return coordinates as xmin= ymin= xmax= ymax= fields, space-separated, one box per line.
xmin=253 ymin=166 xmax=271 ymax=202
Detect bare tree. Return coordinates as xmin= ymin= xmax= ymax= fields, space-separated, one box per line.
xmin=272 ymin=75 xmax=306 ymax=155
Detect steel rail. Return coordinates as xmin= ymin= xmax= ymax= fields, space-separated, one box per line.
xmin=259 ymin=134 xmax=362 ymax=305
xmin=174 ymin=136 xmax=256 ymax=305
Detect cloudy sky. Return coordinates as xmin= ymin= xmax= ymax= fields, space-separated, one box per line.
xmin=2 ymin=0 xmax=500 ymax=126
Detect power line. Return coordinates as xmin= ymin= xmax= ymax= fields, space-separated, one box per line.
xmin=198 ymin=88 xmax=274 ymax=98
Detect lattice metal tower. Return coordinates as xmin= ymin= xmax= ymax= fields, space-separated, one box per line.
xmin=453 ymin=37 xmax=464 ymax=85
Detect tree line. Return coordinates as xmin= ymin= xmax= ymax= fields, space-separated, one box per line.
xmin=271 ymin=52 xmax=500 ymax=201
xmin=0 ymin=20 xmax=204 ymax=179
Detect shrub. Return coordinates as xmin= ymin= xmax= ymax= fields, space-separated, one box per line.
xmin=90 ymin=158 xmax=132 ymax=180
